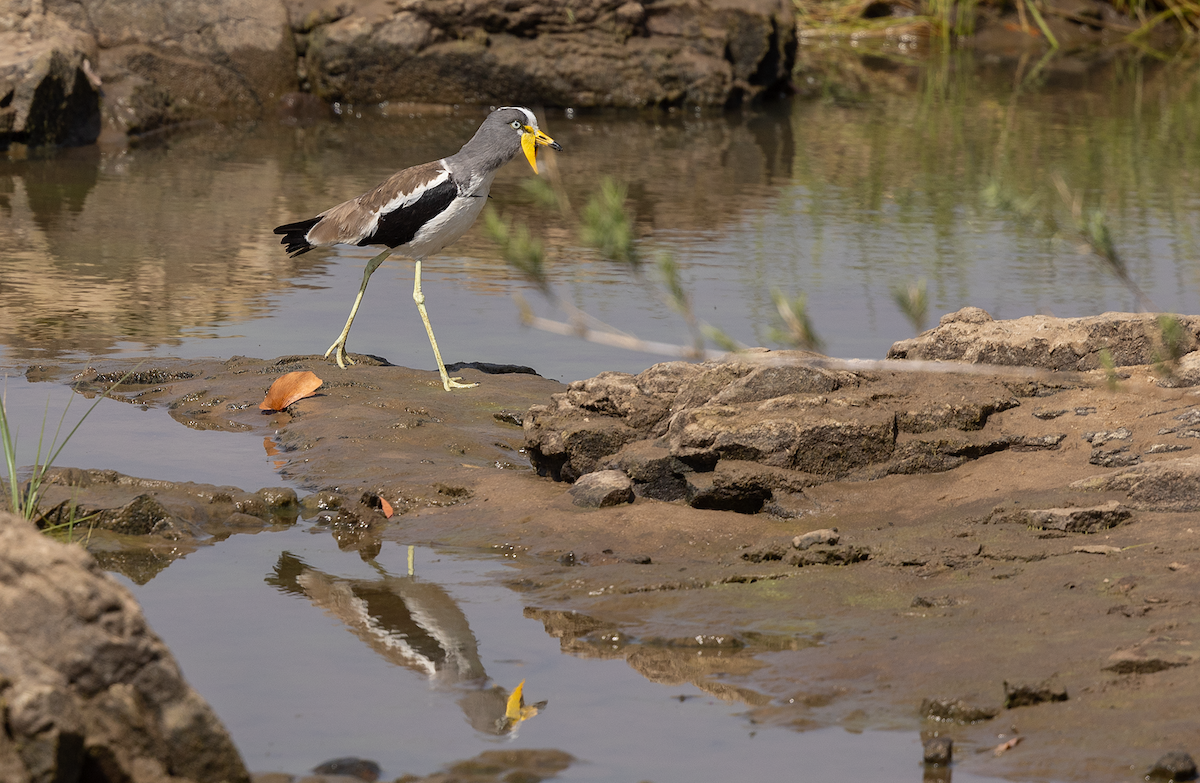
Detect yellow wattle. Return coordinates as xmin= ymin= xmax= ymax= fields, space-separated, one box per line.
xmin=521 ymin=134 xmax=538 ymax=173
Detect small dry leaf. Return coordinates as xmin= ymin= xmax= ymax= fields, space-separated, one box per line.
xmin=380 ymin=497 xmax=394 ymax=518
xmin=259 ymin=371 xmax=323 ymax=411
xmin=993 ymin=736 xmax=1023 ymax=756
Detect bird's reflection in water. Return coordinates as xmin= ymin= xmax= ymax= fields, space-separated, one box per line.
xmin=266 ymin=549 xmax=542 ymax=735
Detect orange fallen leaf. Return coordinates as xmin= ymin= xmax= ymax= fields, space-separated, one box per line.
xmin=380 ymin=497 xmax=393 ymax=518
xmin=259 ymin=370 xmax=323 ymax=411
xmin=994 ymin=736 xmax=1023 ymax=756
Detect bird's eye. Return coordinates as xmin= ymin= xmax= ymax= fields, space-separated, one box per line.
xmin=510 ymin=120 xmax=522 ymax=129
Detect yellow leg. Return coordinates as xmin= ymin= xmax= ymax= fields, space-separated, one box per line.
xmin=413 ymin=260 xmax=477 ymax=391
xmin=325 ymin=248 xmax=392 ymax=369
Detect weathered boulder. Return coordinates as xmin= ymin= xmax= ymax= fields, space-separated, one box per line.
xmin=299 ymin=0 xmax=796 ymax=108
xmin=989 ymin=501 xmax=1132 ymax=534
xmin=0 ymin=16 xmax=100 ymax=148
xmin=888 ymin=308 xmax=1200 ymax=371
xmin=524 ymin=351 xmax=1041 ymax=512
xmin=1 ymin=0 xmax=297 ymax=141
xmin=0 ymin=511 xmax=249 ymax=783
xmin=1071 ymin=456 xmax=1200 ymax=512
xmin=569 ymin=469 xmax=635 ymax=507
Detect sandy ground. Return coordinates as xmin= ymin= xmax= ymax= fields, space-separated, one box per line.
xmin=27 ymin=351 xmax=1200 ymax=783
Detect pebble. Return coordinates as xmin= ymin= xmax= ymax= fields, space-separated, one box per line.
xmin=1147 ymin=751 xmax=1198 ymax=781
xmin=923 ymin=736 xmax=953 ymax=765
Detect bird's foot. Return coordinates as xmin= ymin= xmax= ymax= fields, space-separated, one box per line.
xmin=324 ymin=340 xmax=356 ymax=369
xmin=442 ymin=376 xmax=478 ymax=391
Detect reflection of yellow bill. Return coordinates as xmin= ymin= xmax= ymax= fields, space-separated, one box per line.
xmin=505 ymin=679 xmax=541 ymax=725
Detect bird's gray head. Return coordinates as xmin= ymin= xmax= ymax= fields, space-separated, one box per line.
xmin=460 ymin=106 xmax=562 ymax=174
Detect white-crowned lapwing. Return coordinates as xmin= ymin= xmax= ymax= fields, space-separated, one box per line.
xmin=274 ymin=106 xmax=561 ymax=390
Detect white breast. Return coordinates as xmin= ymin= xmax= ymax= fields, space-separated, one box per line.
xmin=401 ymin=171 xmax=497 ymax=260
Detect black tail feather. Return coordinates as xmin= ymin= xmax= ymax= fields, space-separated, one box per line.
xmin=274 ymin=217 xmax=322 ymax=257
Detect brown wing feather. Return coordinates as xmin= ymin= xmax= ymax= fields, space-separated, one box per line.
xmin=306 ymin=160 xmax=448 ymax=247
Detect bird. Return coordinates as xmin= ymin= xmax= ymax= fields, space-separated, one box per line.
xmin=274 ymin=106 xmax=562 ymax=391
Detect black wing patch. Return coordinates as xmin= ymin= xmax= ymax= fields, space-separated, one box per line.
xmin=361 ymin=177 xmax=458 ymax=249
xmin=274 ymin=216 xmax=322 ymax=257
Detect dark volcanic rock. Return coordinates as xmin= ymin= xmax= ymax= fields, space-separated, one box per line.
xmin=889 ymin=308 xmax=1200 ymax=370
xmin=0 ymin=512 xmax=249 ymax=783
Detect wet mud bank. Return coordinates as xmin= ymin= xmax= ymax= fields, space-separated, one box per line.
xmin=17 ymin=309 xmax=1200 ymax=782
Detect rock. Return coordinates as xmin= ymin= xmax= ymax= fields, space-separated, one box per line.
xmin=1147 ymin=751 xmax=1198 ymax=781
xmin=786 ymin=545 xmax=869 ymax=567
xmin=923 ymin=736 xmax=953 ymax=765
xmin=301 ymin=0 xmax=796 ymax=109
xmin=0 ymin=512 xmax=249 ymax=783
xmin=568 ymin=470 xmax=635 ymax=508
xmin=1073 ymin=545 xmax=1123 ymax=555
xmin=1089 ymin=446 xmax=1141 ymax=468
xmin=312 ymin=756 xmax=382 ymax=782
xmin=525 ymin=408 xmax=642 ymax=482
xmin=3 ymin=0 xmax=296 ymax=140
xmin=741 ymin=540 xmax=790 ymax=562
xmin=889 ymin=309 xmax=1200 ymax=370
xmin=93 ymin=492 xmax=190 ymax=537
xmin=685 ymin=468 xmax=772 ymax=513
xmin=600 ymin=440 xmax=693 ymax=502
xmin=1071 ymin=456 xmax=1200 ymax=512
xmin=1104 ymin=636 xmax=1197 ymax=674
xmin=524 ymin=351 xmax=1044 ymax=509
xmin=1156 ymin=351 xmax=1200 ymax=388
xmin=1084 ymin=427 xmax=1132 ymax=445
xmin=0 ymin=26 xmax=101 ymax=149
xmin=920 ymin=696 xmax=999 ymax=723
xmin=793 ymin=528 xmax=839 ymax=550
xmin=1146 ymin=443 xmax=1191 ymax=454
xmin=992 ymin=501 xmax=1132 ymax=534
xmin=1003 ymin=680 xmax=1068 ymax=708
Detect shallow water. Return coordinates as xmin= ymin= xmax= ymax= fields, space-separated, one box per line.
xmin=116 ymin=525 xmax=1005 ymax=782
xmin=2 ymin=56 xmax=1198 ymax=388
xmin=3 ymin=54 xmax=1196 ymax=781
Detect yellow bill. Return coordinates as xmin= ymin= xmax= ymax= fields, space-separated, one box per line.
xmin=522 ymin=127 xmax=561 ymax=173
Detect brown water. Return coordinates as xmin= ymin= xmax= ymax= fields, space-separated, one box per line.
xmin=4 ymin=53 xmax=1198 ymax=781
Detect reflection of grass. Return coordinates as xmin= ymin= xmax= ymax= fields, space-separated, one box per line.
xmin=792 ymin=0 xmax=1196 ymax=40
xmin=489 ymin=178 xmax=746 ymax=359
xmin=790 ymin=51 xmax=1200 ymax=315
xmin=891 ymin=279 xmax=929 ymax=335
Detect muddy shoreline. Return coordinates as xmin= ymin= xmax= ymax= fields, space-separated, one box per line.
xmin=19 ymin=311 xmax=1200 ymax=783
